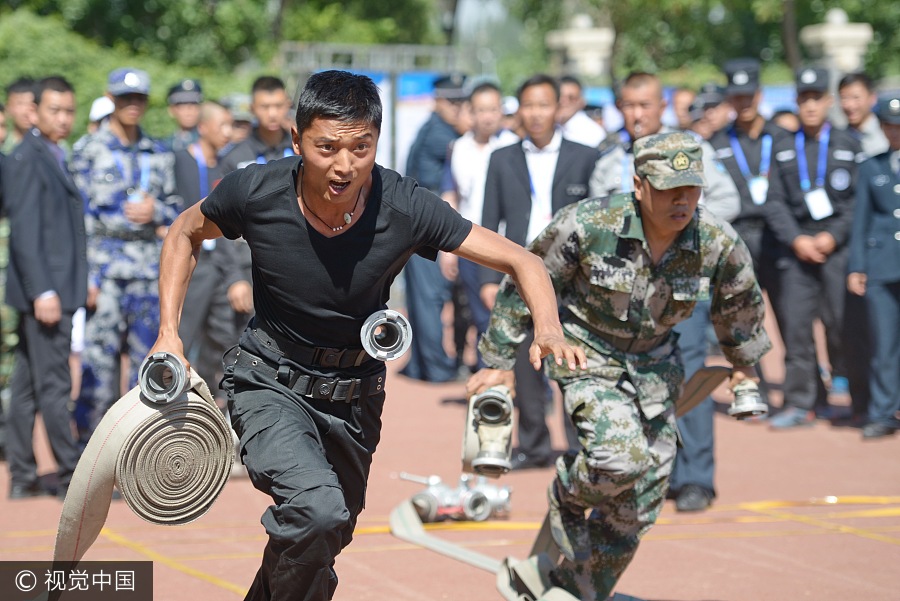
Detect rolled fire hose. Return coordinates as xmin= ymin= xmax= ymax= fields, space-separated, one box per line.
xmin=54 ymin=354 xmax=233 ymax=563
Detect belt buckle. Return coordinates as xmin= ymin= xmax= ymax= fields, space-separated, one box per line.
xmin=312 ymin=378 xmax=336 ymax=400
xmin=314 ymin=347 xmax=344 ymax=368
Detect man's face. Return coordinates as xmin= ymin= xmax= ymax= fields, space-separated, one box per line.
xmin=619 ymin=82 xmax=665 ymax=139
xmin=470 ymin=89 xmax=503 ymax=139
xmin=434 ymin=97 xmax=463 ymax=129
xmin=797 ymin=91 xmax=832 ymax=130
xmin=199 ymin=108 xmax=233 ymax=152
xmin=839 ymin=81 xmax=875 ymax=129
xmin=231 ymin=120 xmax=252 ymax=144
xmin=252 ymin=88 xmax=291 ymax=134
xmin=112 ymin=93 xmax=148 ymax=127
xmin=0 ymin=110 xmax=7 ymax=146
xmin=728 ymin=91 xmax=759 ymax=124
xmin=633 ymin=175 xmax=701 ymax=240
xmin=169 ymin=102 xmax=201 ymax=130
xmin=35 ymin=90 xmax=76 ymax=143
xmin=882 ymin=122 xmax=900 ymax=151
xmin=6 ymin=91 xmax=35 ymax=133
xmin=557 ymin=82 xmax=584 ymax=124
xmin=671 ymin=90 xmax=695 ymax=130
xmin=292 ymin=117 xmax=379 ymax=205
xmin=519 ymin=83 xmax=558 ymax=142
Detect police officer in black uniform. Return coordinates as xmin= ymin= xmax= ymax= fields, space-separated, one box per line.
xmin=765 ymin=67 xmax=865 ymax=429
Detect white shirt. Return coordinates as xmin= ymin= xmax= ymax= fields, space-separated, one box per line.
xmin=523 ymin=129 xmax=563 ymax=244
xmin=560 ymin=110 xmax=606 ymax=148
xmin=449 ymin=129 xmax=519 ymax=224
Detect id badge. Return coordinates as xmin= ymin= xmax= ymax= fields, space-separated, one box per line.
xmin=748 ymin=177 xmax=768 ymax=205
xmin=126 ymin=187 xmax=144 ymax=203
xmin=803 ymin=188 xmax=833 ymax=220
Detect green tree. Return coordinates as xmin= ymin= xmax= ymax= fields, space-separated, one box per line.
xmin=2 ymin=0 xmax=274 ymax=70
xmin=500 ymin=0 xmax=900 ymax=83
xmin=0 ymin=9 xmax=258 ymax=139
xmin=278 ymin=0 xmax=441 ymax=45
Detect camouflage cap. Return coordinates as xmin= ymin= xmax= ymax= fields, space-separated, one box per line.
xmin=633 ymin=132 xmax=706 ymax=190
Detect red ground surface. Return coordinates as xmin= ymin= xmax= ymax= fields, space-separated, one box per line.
xmin=2 ymin=306 xmax=899 ymax=600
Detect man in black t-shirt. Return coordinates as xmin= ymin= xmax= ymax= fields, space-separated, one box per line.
xmin=149 ymin=70 xmax=585 ymax=601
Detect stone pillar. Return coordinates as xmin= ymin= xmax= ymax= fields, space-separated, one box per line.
xmin=545 ymin=14 xmax=615 ymax=80
xmin=800 ymin=8 xmax=873 ymax=74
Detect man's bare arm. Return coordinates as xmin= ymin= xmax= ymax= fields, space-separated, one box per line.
xmin=149 ymin=202 xmax=224 ymax=368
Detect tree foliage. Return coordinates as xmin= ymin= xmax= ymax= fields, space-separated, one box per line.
xmin=280 ymin=0 xmax=441 ymax=45
xmin=1 ymin=0 xmax=442 ymax=71
xmin=501 ymin=0 xmax=900 ymax=84
xmin=3 ymin=0 xmax=275 ymax=70
xmin=0 ymin=9 xmax=258 ymax=139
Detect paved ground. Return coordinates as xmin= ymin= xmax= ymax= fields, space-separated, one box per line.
xmin=2 ymin=307 xmax=900 ymax=600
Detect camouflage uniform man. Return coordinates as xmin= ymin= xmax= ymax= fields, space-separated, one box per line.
xmin=468 ymin=132 xmax=770 ymax=600
xmin=72 ymin=68 xmax=181 ymax=435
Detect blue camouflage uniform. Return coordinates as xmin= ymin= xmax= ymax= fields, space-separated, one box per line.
xmin=71 ymin=122 xmax=181 ymax=433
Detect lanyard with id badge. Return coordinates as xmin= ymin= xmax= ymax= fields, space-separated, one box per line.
xmin=795 ymin=124 xmax=833 ymax=220
xmin=729 ymin=128 xmax=771 ymax=205
xmin=191 ymin=143 xmax=218 ymax=251
xmin=115 ymin=151 xmax=151 ymax=203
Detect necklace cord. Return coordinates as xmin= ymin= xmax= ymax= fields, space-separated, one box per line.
xmin=299 ymin=166 xmax=363 ymax=232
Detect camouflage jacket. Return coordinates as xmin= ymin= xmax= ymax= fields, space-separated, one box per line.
xmin=71 ymin=122 xmax=181 ymax=286
xmin=479 ymin=194 xmax=771 ymax=379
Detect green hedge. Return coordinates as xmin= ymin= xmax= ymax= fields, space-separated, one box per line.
xmin=0 ymin=9 xmax=261 ymax=140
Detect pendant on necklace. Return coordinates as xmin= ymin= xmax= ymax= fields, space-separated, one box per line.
xmin=343 ymin=212 xmax=352 ymax=224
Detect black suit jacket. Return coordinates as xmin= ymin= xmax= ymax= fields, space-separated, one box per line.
xmin=847 ymin=151 xmax=900 ymax=284
xmin=480 ymin=138 xmax=600 ymax=285
xmin=2 ymin=130 xmax=88 ymax=312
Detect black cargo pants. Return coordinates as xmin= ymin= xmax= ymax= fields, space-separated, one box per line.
xmin=222 ymin=331 xmax=387 ymax=601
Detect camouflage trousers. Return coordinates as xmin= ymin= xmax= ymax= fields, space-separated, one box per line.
xmin=78 ymin=278 xmax=159 ymax=436
xmin=552 ymin=362 xmax=679 ymax=600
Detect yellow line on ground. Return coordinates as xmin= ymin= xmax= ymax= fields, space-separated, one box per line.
xmin=99 ymin=528 xmax=247 ymax=597
xmin=741 ymin=501 xmax=900 ymax=546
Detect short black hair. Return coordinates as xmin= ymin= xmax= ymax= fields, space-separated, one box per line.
xmin=35 ymin=76 xmax=74 ymax=105
xmin=838 ymin=72 xmax=875 ymax=93
xmin=559 ymin=75 xmax=583 ymax=90
xmin=517 ymin=74 xmax=559 ymax=103
xmin=251 ymin=76 xmax=286 ymax=94
xmin=295 ymin=70 xmax=382 ymax=134
xmin=469 ymin=81 xmax=501 ymax=100
xmin=5 ymin=77 xmax=35 ymax=99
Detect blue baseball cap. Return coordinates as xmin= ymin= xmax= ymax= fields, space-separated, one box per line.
xmin=108 ymin=68 xmax=151 ymax=97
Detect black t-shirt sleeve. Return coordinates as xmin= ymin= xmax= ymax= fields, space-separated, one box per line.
xmin=200 ymin=167 xmax=249 ymax=240
xmin=409 ymin=184 xmax=472 ymax=260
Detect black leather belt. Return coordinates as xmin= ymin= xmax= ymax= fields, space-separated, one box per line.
xmin=252 ymin=323 xmax=370 ymax=369
xmin=235 ymin=348 xmax=382 ymax=403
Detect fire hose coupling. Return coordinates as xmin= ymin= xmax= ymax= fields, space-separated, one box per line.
xmin=728 ymin=378 xmax=769 ymax=420
xmin=138 ymin=352 xmax=190 ymax=404
xmin=360 ymin=309 xmax=413 ymax=361
xmin=400 ymin=472 xmax=512 ymax=523
xmin=462 ymin=385 xmax=514 ymax=478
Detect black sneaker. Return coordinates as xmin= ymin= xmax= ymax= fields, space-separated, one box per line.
xmin=675 ymin=484 xmax=714 ymax=512
xmin=9 ymin=481 xmax=52 ymax=500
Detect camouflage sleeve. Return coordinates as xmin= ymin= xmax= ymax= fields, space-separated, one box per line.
xmin=70 ymin=146 xmax=102 ymax=288
xmin=709 ymin=233 xmax=772 ymax=366
xmin=153 ymin=151 xmax=183 ymax=226
xmin=478 ymin=203 xmax=583 ymax=369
